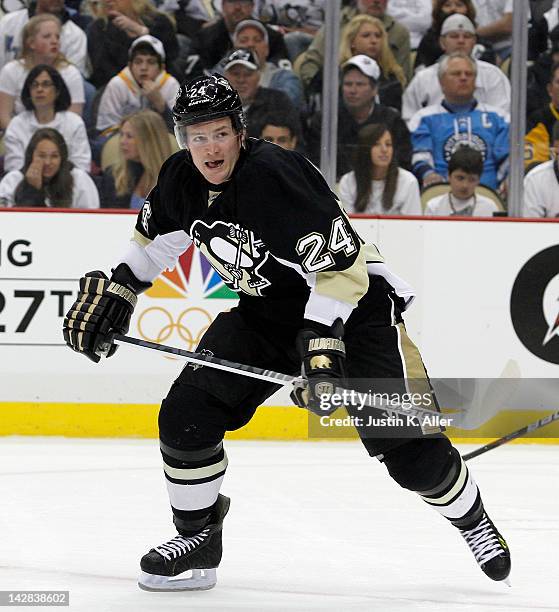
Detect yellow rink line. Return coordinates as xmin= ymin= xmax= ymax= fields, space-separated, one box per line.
xmin=0 ymin=403 xmax=558 ymax=445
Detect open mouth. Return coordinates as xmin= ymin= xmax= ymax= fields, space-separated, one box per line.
xmin=205 ymin=160 xmax=224 ymax=170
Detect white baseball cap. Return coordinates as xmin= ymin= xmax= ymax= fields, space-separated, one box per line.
xmin=129 ymin=35 xmax=166 ymax=61
xmin=233 ymin=19 xmax=269 ymax=44
xmin=440 ymin=14 xmax=476 ymax=36
xmin=342 ymin=54 xmax=381 ymax=81
xmin=223 ymin=48 xmax=260 ymax=72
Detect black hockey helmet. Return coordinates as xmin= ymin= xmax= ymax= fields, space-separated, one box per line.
xmin=173 ymin=74 xmax=246 ymax=148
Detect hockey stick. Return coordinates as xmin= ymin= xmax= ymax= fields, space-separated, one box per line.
xmin=113 ymin=333 xmax=294 ymax=385
xmin=112 ymin=334 xmax=457 ymax=423
xmin=463 ymin=410 xmax=559 ymax=461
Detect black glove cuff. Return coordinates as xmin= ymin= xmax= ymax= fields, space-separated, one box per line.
xmin=301 ymin=318 xmax=334 ymax=336
xmin=111 ymin=263 xmax=152 ymax=295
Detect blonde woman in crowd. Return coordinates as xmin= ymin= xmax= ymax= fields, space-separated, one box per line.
xmin=101 ymin=109 xmax=175 ymax=208
xmin=0 ymin=128 xmax=99 ymax=208
xmin=339 ymin=14 xmax=406 ymax=111
xmin=339 ymin=123 xmax=421 ymax=215
xmin=0 ymin=14 xmax=84 ymax=130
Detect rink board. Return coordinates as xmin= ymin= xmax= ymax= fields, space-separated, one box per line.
xmin=1 ymin=209 xmax=559 ymax=441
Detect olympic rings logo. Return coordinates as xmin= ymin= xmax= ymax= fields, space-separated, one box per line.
xmin=137 ymin=306 xmax=213 ymax=351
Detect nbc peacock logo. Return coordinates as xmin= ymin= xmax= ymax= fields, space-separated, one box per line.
xmin=133 ymin=244 xmax=238 ymax=350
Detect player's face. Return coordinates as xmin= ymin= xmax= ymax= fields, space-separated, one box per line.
xmin=29 ymin=21 xmax=60 ymax=59
xmin=119 ymin=121 xmax=140 ymax=162
xmin=130 ymin=53 xmax=161 ymax=83
xmin=260 ymin=124 xmax=297 ymax=150
xmin=235 ymin=27 xmax=268 ymax=64
xmin=342 ymin=69 xmax=376 ymax=112
xmin=441 ymin=30 xmax=476 ymax=55
xmin=33 ymin=139 xmax=62 ymax=179
xmin=350 ymin=23 xmax=382 ymax=60
xmin=440 ymin=58 xmax=476 ymax=103
xmin=449 ymin=169 xmax=479 ymax=199
xmin=357 ymin=0 xmax=387 ymax=18
xmin=30 ymin=70 xmax=57 ymax=110
xmin=225 ymin=65 xmax=260 ymax=104
xmin=441 ymin=0 xmax=468 ymax=15
xmin=547 ymin=69 xmax=559 ymax=108
xmin=186 ymin=118 xmax=243 ymax=185
xmin=370 ymin=130 xmax=393 ymax=171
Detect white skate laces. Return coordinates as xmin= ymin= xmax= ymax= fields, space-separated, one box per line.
xmin=460 ymin=515 xmax=506 ymax=566
xmin=154 ymin=529 xmax=211 ymax=560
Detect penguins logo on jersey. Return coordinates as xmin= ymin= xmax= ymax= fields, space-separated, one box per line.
xmin=191 ymin=220 xmax=271 ymax=296
xmin=510 ymin=245 xmax=559 ymax=364
xmin=141 ymin=201 xmax=152 ymax=234
xmin=443 ymin=133 xmax=487 ymax=163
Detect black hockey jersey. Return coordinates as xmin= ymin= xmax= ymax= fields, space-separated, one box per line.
xmin=119 ymin=138 xmax=369 ymax=327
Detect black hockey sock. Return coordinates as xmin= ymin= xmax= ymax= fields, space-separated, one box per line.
xmin=159 ymin=440 xmax=228 ymax=535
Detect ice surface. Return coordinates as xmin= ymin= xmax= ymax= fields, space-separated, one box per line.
xmin=0 ymin=438 xmax=557 ymax=611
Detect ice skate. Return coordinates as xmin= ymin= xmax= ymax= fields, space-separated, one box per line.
xmin=138 ymin=494 xmax=230 ymax=591
xmin=459 ymin=511 xmax=511 ymax=583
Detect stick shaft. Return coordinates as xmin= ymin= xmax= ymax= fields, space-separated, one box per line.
xmin=113 ymin=334 xmax=454 ymax=422
xmin=463 ymin=411 xmax=559 ymax=460
xmin=113 ymin=334 xmax=295 ymax=385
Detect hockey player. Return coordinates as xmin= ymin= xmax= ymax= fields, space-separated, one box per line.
xmin=62 ymin=74 xmax=511 ymax=591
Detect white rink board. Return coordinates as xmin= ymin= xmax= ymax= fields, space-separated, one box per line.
xmin=0 ymin=210 xmax=558 ymax=404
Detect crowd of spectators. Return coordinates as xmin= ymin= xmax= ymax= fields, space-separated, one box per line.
xmin=0 ymin=0 xmax=555 ymax=217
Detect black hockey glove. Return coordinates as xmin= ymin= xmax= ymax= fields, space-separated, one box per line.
xmin=62 ymin=263 xmax=151 ymax=363
xmin=290 ymin=319 xmax=346 ymax=416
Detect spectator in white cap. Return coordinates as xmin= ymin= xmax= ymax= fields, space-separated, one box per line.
xmin=95 ymin=35 xmax=180 ymax=140
xmin=307 ymin=53 xmax=412 ymax=180
xmin=184 ymin=1 xmax=289 ymax=79
xmin=222 ymin=47 xmax=300 ymax=138
xmin=230 ymin=18 xmax=303 ymax=109
xmin=415 ymin=0 xmax=479 ymax=72
xmin=402 ymin=13 xmax=510 ymax=122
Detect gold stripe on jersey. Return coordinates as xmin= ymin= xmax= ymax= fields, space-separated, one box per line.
xmin=133 ymin=228 xmax=152 ymax=247
xmin=314 ymin=246 xmax=368 ymax=306
xmin=396 ymin=322 xmax=441 ymax=435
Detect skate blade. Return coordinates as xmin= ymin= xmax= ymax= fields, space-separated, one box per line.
xmin=138 ymin=568 xmax=217 ymax=591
